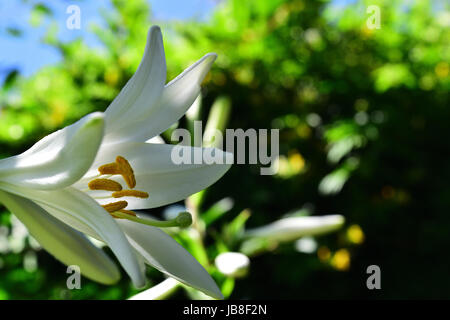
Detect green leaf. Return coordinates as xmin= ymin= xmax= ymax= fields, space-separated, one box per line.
xmin=202 ymin=198 xmax=234 ymax=226
xmin=221 ymin=277 xmax=235 ymax=298
xmin=223 ymin=209 xmax=251 ymax=244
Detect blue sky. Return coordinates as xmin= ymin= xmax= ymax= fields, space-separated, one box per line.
xmin=0 ymin=0 xmax=217 ymax=81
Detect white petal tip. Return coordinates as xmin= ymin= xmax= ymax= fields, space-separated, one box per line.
xmin=86 ymin=111 xmax=104 ymax=119
xmin=211 ymin=292 xmax=224 ymax=300
xmin=201 ymin=286 xmax=224 ymax=300
xmin=151 ymin=25 xmax=161 ymax=31
xmin=205 ymin=52 xmax=218 ymax=61
xmin=189 ymin=53 xmax=217 ymax=85
xmin=325 ymin=214 xmax=345 ymax=226
xmin=133 ymin=280 xmax=148 ymax=289
xmin=202 ymin=53 xmax=218 ymax=69
xmin=148 ymin=25 xmax=162 ymax=36
xmin=82 ymin=112 xmax=105 ymax=127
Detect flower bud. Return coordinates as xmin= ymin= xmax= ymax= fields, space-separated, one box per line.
xmin=244 ymin=215 xmax=345 ymax=243
xmin=175 ymin=212 xmax=193 ymax=228
xmin=215 ymin=252 xmax=250 ymax=278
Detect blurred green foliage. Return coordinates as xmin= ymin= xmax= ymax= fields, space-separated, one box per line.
xmin=0 ymin=0 xmax=449 ymax=299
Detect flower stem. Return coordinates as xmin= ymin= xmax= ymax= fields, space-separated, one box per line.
xmin=113 ymin=211 xmax=192 ymax=228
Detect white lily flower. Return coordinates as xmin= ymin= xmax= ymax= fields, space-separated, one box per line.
xmin=243 ymin=215 xmax=345 ymax=243
xmin=0 ymin=26 xmax=230 ymax=299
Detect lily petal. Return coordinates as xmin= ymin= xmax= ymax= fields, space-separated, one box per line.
xmin=118 ymin=219 xmax=223 ymax=299
xmin=146 ymin=135 xmax=165 ymax=144
xmin=77 ymin=142 xmax=232 ymax=209
xmin=104 ymin=26 xmax=166 ymax=142
xmin=104 ymin=53 xmax=217 ymax=144
xmin=0 ymin=112 xmax=104 ymax=190
xmin=0 ymin=182 xmax=146 ymax=288
xmin=0 ymin=190 xmax=120 ymax=285
xmin=128 ymin=277 xmax=180 ymax=300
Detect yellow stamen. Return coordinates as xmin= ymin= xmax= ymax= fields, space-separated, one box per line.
xmin=102 ymin=201 xmax=128 ymax=213
xmin=88 ymin=179 xmax=123 ymax=191
xmin=111 ymin=209 xmax=137 ymax=219
xmin=98 ymin=162 xmax=120 ymax=175
xmin=97 ymin=156 xmax=136 ymax=189
xmin=116 ymin=156 xmax=136 ymax=189
xmin=92 ymin=156 xmax=149 ymax=221
xmin=112 ymin=190 xmax=149 ymax=199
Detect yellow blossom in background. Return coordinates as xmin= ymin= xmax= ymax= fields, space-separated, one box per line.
xmin=331 ymin=249 xmax=350 ymax=271
xmin=435 ymin=62 xmax=449 ymax=78
xmin=347 ymin=225 xmax=365 ymax=245
xmin=275 ymin=151 xmax=305 ymax=179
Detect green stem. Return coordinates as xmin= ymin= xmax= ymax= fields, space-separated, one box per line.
xmin=113 ymin=211 xmax=191 ymax=228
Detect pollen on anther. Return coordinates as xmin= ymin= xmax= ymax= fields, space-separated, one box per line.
xmin=98 ymin=162 xmax=120 ymax=175
xmin=112 ymin=190 xmax=149 ymax=199
xmin=116 ymin=156 xmax=136 ymax=189
xmin=98 ymin=156 xmax=136 ymax=189
xmin=102 ymin=201 xmax=128 ymax=213
xmin=88 ymin=179 xmax=123 ymax=191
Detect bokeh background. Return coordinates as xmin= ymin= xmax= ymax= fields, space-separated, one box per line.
xmin=0 ymin=0 xmax=449 ymax=299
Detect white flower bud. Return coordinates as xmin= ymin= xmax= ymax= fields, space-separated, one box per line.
xmin=215 ymin=252 xmax=250 ymax=278
xmin=295 ymin=237 xmax=318 ymax=254
xmin=244 ymin=215 xmax=345 ymax=243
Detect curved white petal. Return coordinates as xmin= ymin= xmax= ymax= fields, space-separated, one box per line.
xmin=128 ymin=277 xmax=180 ymax=300
xmin=0 ymin=182 xmax=146 ymax=288
xmin=40 ymin=204 xmax=102 ymax=240
xmin=244 ymin=215 xmax=345 ymax=243
xmin=146 ymin=135 xmax=165 ymax=144
xmin=76 ymin=142 xmax=232 ymax=209
xmin=104 ymin=53 xmax=217 ymax=144
xmin=0 ymin=190 xmax=120 ymax=285
xmin=0 ymin=112 xmax=104 ymax=190
xmin=118 ymin=219 xmax=223 ymax=299
xmin=104 ymin=26 xmax=166 ymax=141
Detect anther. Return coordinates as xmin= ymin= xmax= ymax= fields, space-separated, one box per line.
xmin=102 ymin=201 xmax=128 ymax=213
xmin=88 ymin=179 xmax=123 ymax=191
xmin=112 ymin=190 xmax=149 ymax=199
xmin=98 ymin=163 xmax=120 ymax=175
xmin=116 ymin=156 xmax=136 ymax=189
xmin=97 ymin=156 xmax=136 ymax=189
